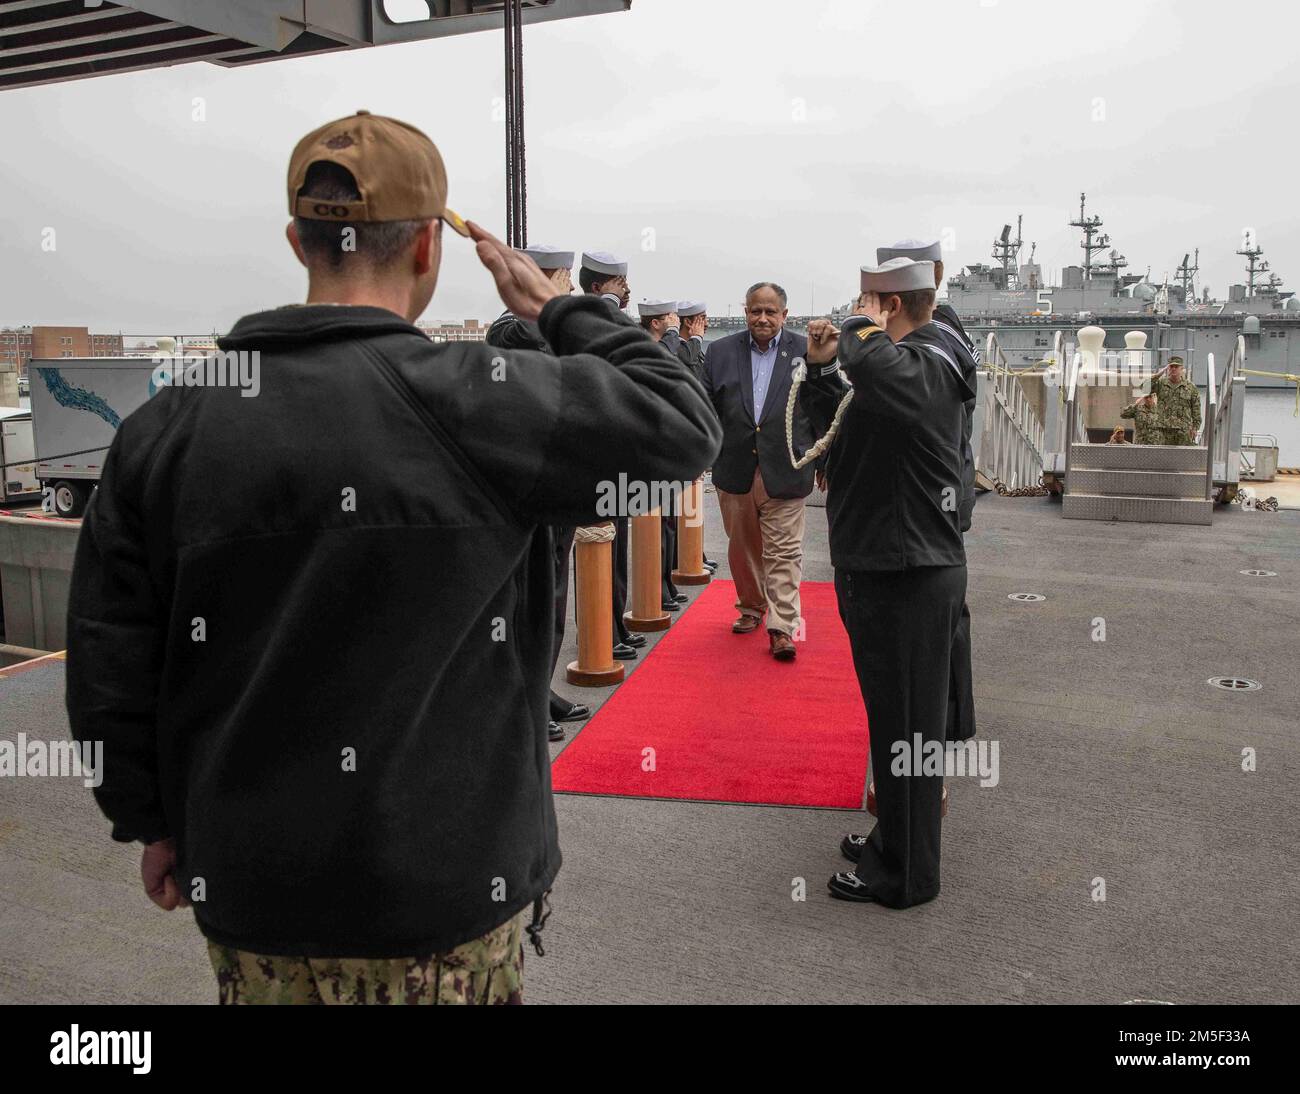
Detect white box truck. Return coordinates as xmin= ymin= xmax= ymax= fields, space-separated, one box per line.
xmin=1 ymin=406 xmax=40 ymax=505
xmin=28 ymin=357 xmax=164 ymax=517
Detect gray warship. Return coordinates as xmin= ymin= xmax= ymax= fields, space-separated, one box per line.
xmin=947 ymin=194 xmax=1299 ymax=388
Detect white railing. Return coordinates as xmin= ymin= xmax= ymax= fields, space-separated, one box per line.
xmin=1204 ymin=347 xmax=1218 ymax=501
xmin=1061 ymin=345 xmax=1088 ymax=488
xmin=117 ymin=333 xmax=223 ymax=357
xmin=1204 ymin=334 xmax=1246 ymax=491
xmin=977 ymin=332 xmax=1046 ymax=490
xmin=1042 ymin=330 xmax=1071 ymax=473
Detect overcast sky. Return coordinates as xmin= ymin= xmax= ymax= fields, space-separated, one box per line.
xmin=2 ymin=0 xmax=1297 ymax=333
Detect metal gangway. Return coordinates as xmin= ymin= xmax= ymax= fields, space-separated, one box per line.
xmin=1204 ymin=335 xmax=1247 ymax=497
xmin=973 ymin=333 xmax=1048 ymax=492
xmin=1051 ymin=327 xmax=1248 ymax=524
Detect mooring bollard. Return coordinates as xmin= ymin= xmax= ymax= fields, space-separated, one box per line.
xmin=625 ymin=509 xmax=670 ymax=632
xmin=566 ymin=523 xmax=625 ymax=687
xmin=672 ymin=479 xmax=710 ymax=586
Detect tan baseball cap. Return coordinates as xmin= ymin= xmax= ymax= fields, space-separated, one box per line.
xmin=287 ymin=110 xmax=468 ymax=236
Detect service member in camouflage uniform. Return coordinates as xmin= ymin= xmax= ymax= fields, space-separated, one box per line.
xmin=1148 ymin=356 xmax=1202 ymax=445
xmin=1119 ymin=392 xmax=1159 ymax=444
xmin=208 ymin=913 xmax=525 ymax=1005
xmin=65 ymin=113 xmax=720 ymax=1006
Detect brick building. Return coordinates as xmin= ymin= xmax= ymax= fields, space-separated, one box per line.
xmin=0 ymin=326 xmax=125 ymax=377
xmin=417 ymin=319 xmax=487 ymax=343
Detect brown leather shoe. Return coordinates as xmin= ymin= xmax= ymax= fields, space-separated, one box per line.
xmin=769 ymin=631 xmax=796 ymax=661
xmin=732 ymin=614 xmax=762 ymax=634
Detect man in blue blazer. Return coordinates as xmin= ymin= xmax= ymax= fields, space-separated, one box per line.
xmin=703 ymin=282 xmax=813 ymax=661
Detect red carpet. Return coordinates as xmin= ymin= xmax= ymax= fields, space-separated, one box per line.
xmin=551 ymin=580 xmax=869 ymax=808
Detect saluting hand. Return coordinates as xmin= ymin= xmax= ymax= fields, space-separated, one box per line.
xmin=806 ymin=318 xmax=840 ymax=364
xmin=468 ymin=221 xmax=563 ymax=323
xmin=855 ymin=291 xmax=892 ymax=327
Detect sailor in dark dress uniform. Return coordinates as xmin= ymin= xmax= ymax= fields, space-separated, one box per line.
xmin=877 ymin=239 xmax=980 ymax=746
xmin=665 ymin=299 xmax=708 ymax=383
xmin=799 ymin=258 xmax=975 ymax=908
xmin=579 ymin=251 xmax=644 ymax=660
xmin=486 ymin=244 xmax=590 ymax=741
xmin=637 ymin=298 xmax=692 ymax=612
xmin=664 ymin=301 xmax=717 ymax=573
xmin=485 ymin=243 xmax=570 ymax=351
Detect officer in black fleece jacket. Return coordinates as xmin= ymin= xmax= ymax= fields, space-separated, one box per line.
xmin=65 ymin=112 xmax=721 ymax=1001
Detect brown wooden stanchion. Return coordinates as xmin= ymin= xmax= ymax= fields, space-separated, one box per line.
xmin=672 ymin=478 xmax=710 ymax=586
xmin=566 ymin=523 xmax=625 ymax=687
xmin=625 ymin=509 xmax=671 ymax=632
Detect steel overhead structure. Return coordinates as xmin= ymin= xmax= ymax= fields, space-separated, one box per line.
xmin=503 ymin=0 xmax=526 ymax=247
xmin=0 ymin=2 xmax=629 ymax=92
xmin=1 ymin=1 xmax=630 ymax=244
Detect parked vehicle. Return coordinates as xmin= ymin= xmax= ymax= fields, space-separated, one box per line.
xmin=0 ymin=406 xmax=40 ymax=504
xmin=28 ymin=357 xmax=163 ymax=517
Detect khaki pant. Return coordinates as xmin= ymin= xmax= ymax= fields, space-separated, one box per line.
xmin=716 ymin=467 xmax=805 ymax=636
xmin=206 ymin=913 xmax=524 ymax=1005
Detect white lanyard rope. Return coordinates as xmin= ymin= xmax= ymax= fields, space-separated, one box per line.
xmin=785 ymin=358 xmax=854 ymax=470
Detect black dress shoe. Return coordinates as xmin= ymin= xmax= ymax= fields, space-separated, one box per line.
xmin=661 ymin=601 xmax=680 ymax=612
xmin=612 ymin=643 xmax=638 ymax=660
xmin=827 ymin=871 xmax=879 ymax=903
xmin=548 ymin=721 xmax=566 ymax=743
xmin=553 ymin=702 xmax=590 ymax=723
xmin=703 ymin=560 xmax=718 ymax=572
xmin=840 ymin=833 xmax=869 ymax=863
xmin=672 ymin=593 xmax=688 ymax=603
xmin=623 ymin=633 xmax=647 ymax=648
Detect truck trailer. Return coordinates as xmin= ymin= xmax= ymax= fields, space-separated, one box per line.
xmin=1 ymin=406 xmax=40 ymax=505
xmin=28 ymin=357 xmax=163 ymax=517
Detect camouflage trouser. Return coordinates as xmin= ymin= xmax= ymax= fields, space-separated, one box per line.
xmin=1155 ymin=427 xmax=1194 ymax=446
xmin=206 ymin=913 xmax=524 ymax=1005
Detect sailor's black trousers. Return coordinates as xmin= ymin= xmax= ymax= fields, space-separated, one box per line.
xmin=834 ymin=563 xmax=967 ymax=908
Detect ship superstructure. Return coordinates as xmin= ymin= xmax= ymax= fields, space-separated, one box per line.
xmin=942 ymin=197 xmax=1299 ymax=387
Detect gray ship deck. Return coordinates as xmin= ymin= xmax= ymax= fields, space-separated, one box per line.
xmin=2 ymin=492 xmax=1297 ymax=1004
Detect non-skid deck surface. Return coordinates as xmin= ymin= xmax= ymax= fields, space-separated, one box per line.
xmin=2 ymin=494 xmax=1298 ymax=1003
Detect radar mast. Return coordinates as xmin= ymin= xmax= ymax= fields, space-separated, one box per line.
xmin=1069 ymin=193 xmax=1109 ymax=281
xmin=1237 ymin=233 xmax=1266 ymax=298
xmin=1175 ymin=249 xmax=1199 ymax=301
xmin=992 ymin=215 xmax=1023 ymax=290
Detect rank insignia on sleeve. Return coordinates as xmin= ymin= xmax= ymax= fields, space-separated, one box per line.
xmin=856 ymin=325 xmax=882 ymax=341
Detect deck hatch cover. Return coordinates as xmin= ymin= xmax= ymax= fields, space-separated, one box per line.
xmin=1206 ymin=676 xmax=1262 ymax=692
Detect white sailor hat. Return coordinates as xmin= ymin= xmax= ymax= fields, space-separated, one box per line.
xmin=860 ymin=257 xmax=936 ymax=294
xmin=581 ymin=250 xmax=628 ymax=277
xmin=876 ymin=238 xmax=943 ymax=264
xmin=517 ymin=244 xmax=573 ymax=270
xmin=637 ymin=298 xmax=677 ymax=319
xmin=677 ymin=300 xmax=707 ymax=317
